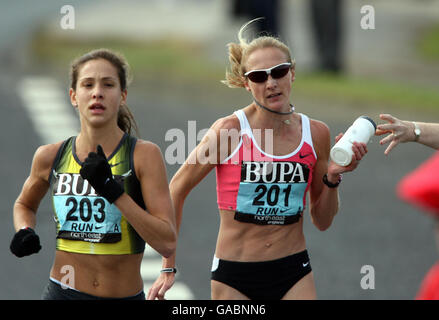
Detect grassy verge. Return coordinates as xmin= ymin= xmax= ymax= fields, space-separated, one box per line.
xmin=30 ymin=30 xmax=225 ymax=85
xmin=293 ymin=72 xmax=439 ymax=112
xmin=31 ymin=30 xmax=439 ymax=114
xmin=419 ymin=23 xmax=439 ymax=62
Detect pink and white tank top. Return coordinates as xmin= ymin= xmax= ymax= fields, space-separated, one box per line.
xmin=215 ymin=110 xmax=317 ymax=225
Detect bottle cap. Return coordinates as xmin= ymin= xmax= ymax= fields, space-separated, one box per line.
xmin=360 ymin=115 xmax=377 ymax=130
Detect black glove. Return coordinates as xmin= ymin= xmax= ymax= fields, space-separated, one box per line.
xmin=10 ymin=227 xmax=42 ymax=258
xmin=79 ymin=145 xmax=124 ymax=203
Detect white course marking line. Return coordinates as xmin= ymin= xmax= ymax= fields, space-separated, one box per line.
xmin=18 ymin=76 xmax=78 ymax=144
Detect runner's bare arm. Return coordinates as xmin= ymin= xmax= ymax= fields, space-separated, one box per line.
xmin=13 ymin=143 xmax=62 ymax=231
xmin=308 ymin=120 xmax=339 ymax=231
xmin=147 ymin=116 xmax=239 ymax=300
xmin=309 ymin=120 xmax=367 ymax=231
xmin=115 ymin=141 xmax=177 ymax=258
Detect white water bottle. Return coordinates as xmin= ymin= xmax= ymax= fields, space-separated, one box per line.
xmin=330 ymin=116 xmax=376 ymax=166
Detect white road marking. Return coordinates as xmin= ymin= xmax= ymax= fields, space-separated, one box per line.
xmin=18 ymin=76 xmax=78 ymax=144
xmin=18 ymin=76 xmax=195 ymax=299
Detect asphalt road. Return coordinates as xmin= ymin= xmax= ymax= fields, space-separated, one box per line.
xmin=2 ymin=61 xmax=438 ymax=301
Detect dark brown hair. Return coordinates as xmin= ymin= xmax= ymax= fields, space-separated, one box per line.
xmin=70 ymin=48 xmax=139 ymax=136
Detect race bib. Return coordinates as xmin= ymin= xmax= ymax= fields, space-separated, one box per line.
xmin=52 ymin=173 xmax=122 ymax=243
xmin=235 ymin=161 xmax=310 ymax=225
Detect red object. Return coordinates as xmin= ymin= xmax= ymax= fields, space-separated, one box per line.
xmin=398 ymin=151 xmax=439 ymax=300
xmin=397 ymin=151 xmax=439 ymax=218
xmin=416 ymin=262 xmax=439 ymax=300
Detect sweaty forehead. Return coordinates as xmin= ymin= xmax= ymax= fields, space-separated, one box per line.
xmin=245 ymin=47 xmax=288 ymax=71
xmin=78 ymin=59 xmax=118 ymax=80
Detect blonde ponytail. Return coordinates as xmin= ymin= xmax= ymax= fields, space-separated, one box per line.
xmin=221 ymin=18 xmax=295 ymax=89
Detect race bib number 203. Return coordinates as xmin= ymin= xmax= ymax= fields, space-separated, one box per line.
xmin=52 ymin=173 xmax=122 ymax=243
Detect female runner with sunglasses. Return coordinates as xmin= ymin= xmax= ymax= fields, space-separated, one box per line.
xmin=148 ymin=19 xmax=368 ymax=300
xmin=10 ymin=49 xmax=176 ymax=300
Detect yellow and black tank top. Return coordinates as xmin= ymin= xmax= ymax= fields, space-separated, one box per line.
xmin=49 ymin=133 xmax=145 ymax=255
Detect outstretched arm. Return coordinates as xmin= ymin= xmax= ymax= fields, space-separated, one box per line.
xmin=146 ymin=132 xmax=217 ymax=300
xmin=147 ymin=116 xmax=239 ymax=300
xmin=376 ymin=114 xmax=439 ymax=154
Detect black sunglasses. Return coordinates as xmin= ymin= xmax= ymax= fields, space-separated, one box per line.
xmin=244 ymin=63 xmax=292 ymax=83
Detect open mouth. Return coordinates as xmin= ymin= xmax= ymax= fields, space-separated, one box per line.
xmin=267 ymin=93 xmax=282 ymax=99
xmin=89 ymin=103 xmax=106 ymax=113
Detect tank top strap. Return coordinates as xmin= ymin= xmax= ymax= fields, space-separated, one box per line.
xmin=233 ymin=109 xmax=252 ymax=136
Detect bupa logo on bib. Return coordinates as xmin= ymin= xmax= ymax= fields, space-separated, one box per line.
xmin=241 ymin=161 xmax=309 ymax=184
xmin=53 ymin=172 xmax=98 ymax=197
xmin=235 ymin=161 xmax=310 ymax=225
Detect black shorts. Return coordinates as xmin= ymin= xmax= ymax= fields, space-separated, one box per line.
xmin=211 ymin=250 xmax=312 ymax=300
xmin=41 ymin=279 xmax=145 ymax=300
